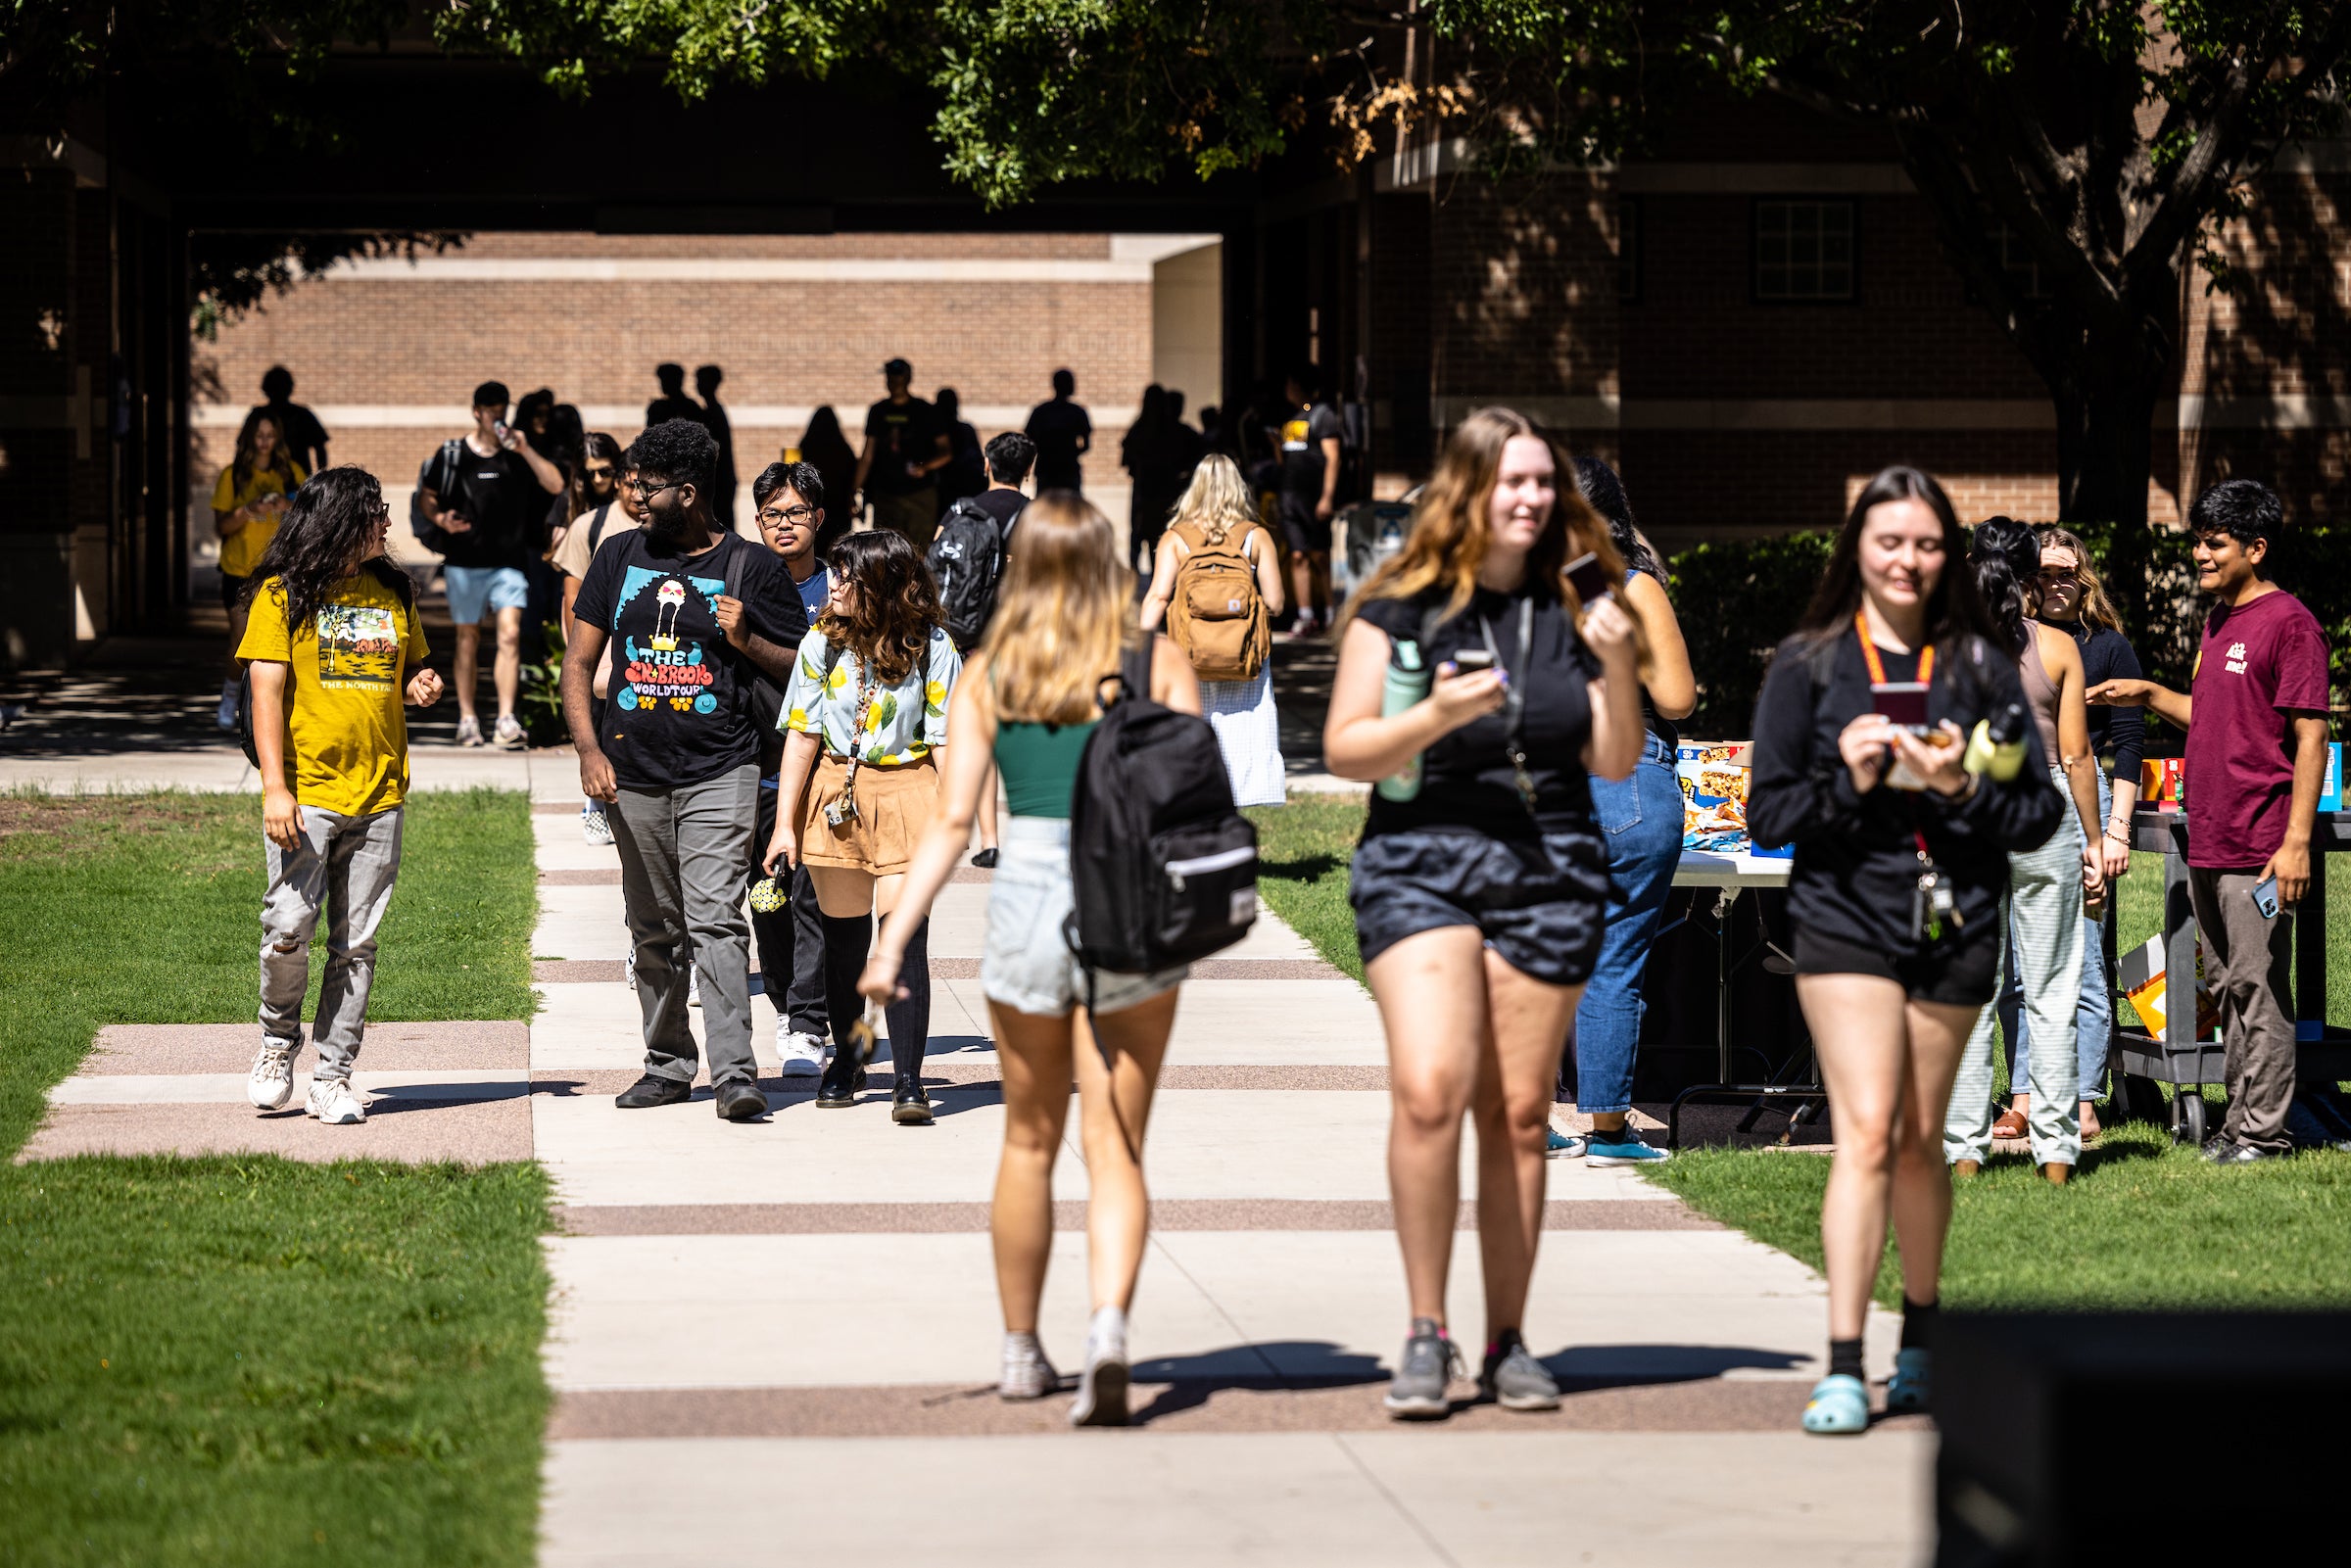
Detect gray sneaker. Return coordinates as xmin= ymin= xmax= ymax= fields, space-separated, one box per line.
xmin=1480 ymin=1329 xmax=1560 ymax=1411
xmin=999 ymin=1333 xmax=1058 ymax=1402
xmin=1383 ymin=1317 xmax=1461 ymax=1420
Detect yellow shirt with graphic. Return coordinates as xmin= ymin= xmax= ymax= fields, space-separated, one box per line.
xmin=212 ymin=459 xmax=309 ymax=580
xmin=236 ymin=569 xmax=429 ymax=817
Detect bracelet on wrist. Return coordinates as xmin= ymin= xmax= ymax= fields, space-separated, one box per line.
xmin=2104 ymin=824 xmax=2131 ymax=842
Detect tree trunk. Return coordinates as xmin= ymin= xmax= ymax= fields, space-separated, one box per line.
xmin=2049 ymin=352 xmax=2166 ymax=633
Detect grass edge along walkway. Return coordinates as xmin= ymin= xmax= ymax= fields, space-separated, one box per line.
xmin=0 ymin=789 xmax=552 ymax=1568
xmin=1247 ymin=791 xmax=2351 ymax=1312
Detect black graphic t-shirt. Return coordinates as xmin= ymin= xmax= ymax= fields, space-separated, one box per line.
xmin=864 ymin=397 xmax=941 ymax=496
xmin=1277 ymin=403 xmax=1345 ymax=521
xmin=571 ymin=531 xmax=808 ymax=788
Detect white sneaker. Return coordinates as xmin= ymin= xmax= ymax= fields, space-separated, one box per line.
xmin=582 ymin=801 xmax=613 ymax=846
xmin=622 ymin=948 xmax=637 ymax=991
xmin=305 ymin=1076 xmax=367 ymax=1125
xmin=688 ymin=964 xmax=701 ymax=1007
xmin=247 ymin=1041 xmax=295 ymax=1111
xmin=780 ymin=1031 xmax=826 ymax=1076
xmin=493 ymin=714 xmax=526 ymax=749
xmin=456 ymin=715 xmax=484 ymax=747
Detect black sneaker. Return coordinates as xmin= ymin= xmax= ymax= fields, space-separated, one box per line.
xmin=891 ymin=1077 xmax=934 ymax=1126
xmin=615 ymin=1073 xmax=692 ymax=1110
xmin=715 ymin=1080 xmax=769 ymax=1121
xmin=816 ymin=1053 xmax=865 ymax=1109
xmin=969 ymin=847 xmax=999 ymax=870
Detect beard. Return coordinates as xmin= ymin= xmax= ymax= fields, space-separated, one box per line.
xmin=646 ymin=503 xmax=691 ymax=542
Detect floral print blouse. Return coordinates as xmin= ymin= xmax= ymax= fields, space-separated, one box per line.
xmin=782 ymin=624 xmax=960 ymax=766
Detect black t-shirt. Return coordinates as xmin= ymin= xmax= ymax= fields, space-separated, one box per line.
xmin=264 ymin=400 xmax=330 ymax=473
xmin=864 ymin=398 xmax=940 ymax=496
xmin=434 ymin=444 xmax=545 ymax=570
xmin=969 ymin=488 xmax=1027 ymax=543
xmin=1277 ymin=404 xmax=1344 ymax=518
xmin=571 ymin=530 xmax=809 ymax=788
xmin=1355 ymin=584 xmax=1601 ymax=838
xmin=1025 ymin=399 xmax=1092 ymax=490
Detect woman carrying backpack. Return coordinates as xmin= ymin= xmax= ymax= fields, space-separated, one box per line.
xmin=1323 ymin=408 xmax=1645 ymax=1419
xmin=859 ymin=495 xmax=1203 ymax=1428
xmin=1140 ymin=453 xmax=1287 ymax=806
xmin=765 ymin=529 xmax=961 ymax=1125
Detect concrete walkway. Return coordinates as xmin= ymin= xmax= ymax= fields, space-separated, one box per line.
xmin=526 ymin=804 xmax=1931 ymax=1566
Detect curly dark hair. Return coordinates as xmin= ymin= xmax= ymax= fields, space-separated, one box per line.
xmin=820 ymin=528 xmax=941 ymax=685
xmin=242 ymin=466 xmax=391 ymax=631
xmin=627 ymin=417 xmax=715 ymax=490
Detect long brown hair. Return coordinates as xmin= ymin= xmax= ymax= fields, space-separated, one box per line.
xmin=1348 ymin=406 xmax=1622 ymax=626
xmin=2038 ymin=525 xmax=2124 ymax=634
xmin=819 ymin=528 xmax=941 ymax=685
xmin=231 ymin=408 xmax=297 ymax=496
xmin=980 ymin=493 xmax=1138 ymax=725
xmin=1797 ymin=465 xmax=2002 ymax=652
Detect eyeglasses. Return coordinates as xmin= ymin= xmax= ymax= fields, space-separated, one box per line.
xmin=628 ymin=478 xmax=681 ymax=501
xmin=757 ymin=505 xmax=818 ymax=528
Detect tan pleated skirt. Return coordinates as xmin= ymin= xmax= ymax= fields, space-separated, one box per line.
xmin=796 ymin=751 xmax=939 ymax=876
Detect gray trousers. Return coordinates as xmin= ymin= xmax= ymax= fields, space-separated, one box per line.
xmin=2188 ymin=867 xmax=2298 ymax=1153
xmin=610 ymin=764 xmax=760 ymax=1087
xmin=261 ymin=803 xmax=406 ymax=1081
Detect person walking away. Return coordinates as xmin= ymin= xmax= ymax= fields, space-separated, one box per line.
xmin=935 ymin=388 xmax=986 ymax=508
xmin=1556 ymin=456 xmax=1695 ymax=1166
xmin=646 ymin=361 xmax=705 ymax=431
xmin=1747 ymin=466 xmax=2061 ymax=1437
xmin=859 ymin=494 xmax=1203 ymax=1425
xmin=239 ymin=467 xmax=444 ymax=1125
xmin=957 ymin=432 xmax=1038 ymax=867
xmin=764 ymin=530 xmax=961 ymax=1123
xmin=2003 ymin=527 xmax=2143 ymax=1138
xmin=213 ymin=410 xmax=309 ymax=731
xmin=1140 ymin=452 xmax=1286 ymax=806
xmin=415 ymin=381 xmax=567 ymax=748
xmin=1322 ymin=409 xmax=1645 ymax=1420
xmin=1943 ymin=519 xmax=2106 ymax=1182
xmin=1121 ymin=385 xmax=1187 ymax=577
xmin=258 ymin=366 xmax=330 ymax=475
xmin=560 ymin=419 xmax=808 ymax=1122
xmin=799 ymin=405 xmax=859 ymax=558
xmin=2088 ymin=479 xmax=2332 ymax=1164
xmin=855 ymin=358 xmax=951 ymax=551
xmin=552 ymin=432 xmax=635 ymax=845
xmin=1025 ymin=368 xmax=1092 ymax=493
xmin=696 ymin=365 xmax=738 ymax=529
xmin=748 ymin=460 xmax=840 ymax=1078
xmin=1166 ymin=389 xmax=1207 ymax=496
xmin=1277 ymin=366 xmax=1344 ymax=636
xmin=514 ymin=388 xmax=575 ymax=669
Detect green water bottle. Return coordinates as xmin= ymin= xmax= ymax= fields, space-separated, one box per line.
xmin=1376 ymin=640 xmax=1431 ymax=801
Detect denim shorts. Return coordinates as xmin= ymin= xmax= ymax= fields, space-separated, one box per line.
xmin=982 ymin=817 xmax=1189 ymax=1018
xmin=443 ymin=564 xmax=530 ymax=624
xmin=1351 ymin=825 xmax=1610 ymax=988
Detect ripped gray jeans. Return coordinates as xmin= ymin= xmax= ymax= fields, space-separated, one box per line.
xmin=260 ymin=803 xmax=406 ymax=1081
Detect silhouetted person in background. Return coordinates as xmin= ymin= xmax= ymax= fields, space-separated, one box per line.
xmin=697 ymin=364 xmax=738 ymax=528
xmin=258 ymin=366 xmax=330 ymax=475
xmin=1025 ymin=367 xmax=1092 ymax=493
xmin=855 ymin=357 xmax=950 ymax=550
xmin=1168 ymin=389 xmax=1207 ymax=491
xmin=936 ymin=387 xmax=985 ymax=508
xmin=799 ymin=405 xmax=858 ymax=558
xmin=1121 ymin=384 xmax=1187 ymax=575
xmin=647 ymin=362 xmax=704 ymax=431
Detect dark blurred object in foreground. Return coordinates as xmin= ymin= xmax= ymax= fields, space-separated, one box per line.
xmin=1937 ymin=1312 xmax=2351 ymax=1566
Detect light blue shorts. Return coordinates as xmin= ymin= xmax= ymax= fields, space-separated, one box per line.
xmin=982 ymin=817 xmax=1188 ymax=1018
xmin=443 ymin=564 xmax=530 ymax=624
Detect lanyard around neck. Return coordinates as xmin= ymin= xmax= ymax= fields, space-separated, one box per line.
xmin=1855 ymin=609 xmax=1932 ymax=688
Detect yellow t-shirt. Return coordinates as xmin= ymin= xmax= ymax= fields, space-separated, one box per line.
xmin=236 ymin=569 xmax=429 ymax=817
xmin=212 ymin=460 xmax=309 ymax=580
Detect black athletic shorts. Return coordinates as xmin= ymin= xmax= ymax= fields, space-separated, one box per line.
xmin=1279 ymin=499 xmax=1333 ymax=555
xmin=219 ymin=572 xmax=250 ymax=611
xmin=1793 ymin=926 xmax=2000 ymax=1008
xmin=1351 ymin=826 xmax=1609 ymax=988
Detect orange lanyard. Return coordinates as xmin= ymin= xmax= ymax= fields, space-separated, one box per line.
xmin=1855 ymin=610 xmax=1932 ymax=687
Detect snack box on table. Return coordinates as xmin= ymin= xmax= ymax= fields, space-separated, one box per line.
xmin=1676 ymin=740 xmax=1793 ymax=859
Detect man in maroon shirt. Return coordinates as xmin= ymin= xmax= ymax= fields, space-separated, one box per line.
xmin=2091 ymin=479 xmax=2333 ymax=1163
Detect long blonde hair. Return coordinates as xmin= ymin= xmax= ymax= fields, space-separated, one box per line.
xmin=2038 ymin=525 xmax=2124 ymax=635
xmin=981 ymin=493 xmax=1139 ymax=724
xmin=1170 ymin=452 xmax=1261 ymax=546
xmin=1347 ymin=406 xmax=1623 ymax=627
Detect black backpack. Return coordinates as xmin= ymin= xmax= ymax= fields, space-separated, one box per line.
xmin=926 ymin=497 xmax=1006 ymax=649
xmin=408 ymin=439 xmax=467 ymax=556
xmin=238 ymin=559 xmax=418 ymax=768
xmin=1063 ymin=641 xmax=1260 ymax=985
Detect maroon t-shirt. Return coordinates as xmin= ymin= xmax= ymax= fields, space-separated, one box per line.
xmin=2185 ymin=588 xmax=2331 ymax=868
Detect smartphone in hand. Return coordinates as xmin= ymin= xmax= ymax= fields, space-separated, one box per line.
xmin=1564 ymin=551 xmax=1614 ymax=605
xmin=2252 ymin=875 xmax=2281 ymax=920
xmin=1449 ymin=648 xmax=1497 ymax=674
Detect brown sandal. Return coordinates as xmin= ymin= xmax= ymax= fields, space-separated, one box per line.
xmin=1991 ymin=1108 xmax=2030 ymax=1142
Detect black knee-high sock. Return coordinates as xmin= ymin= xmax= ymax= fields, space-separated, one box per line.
xmin=887 ymin=918 xmax=932 ymax=1085
xmin=1900 ymin=1297 xmax=1939 ymax=1352
xmin=1828 ymin=1338 xmax=1866 ymax=1382
xmin=820 ymin=912 xmax=872 ymax=1054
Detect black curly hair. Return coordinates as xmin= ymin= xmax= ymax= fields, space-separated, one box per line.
xmin=820 ymin=528 xmax=942 ymax=685
xmin=242 ymin=466 xmax=391 ymax=631
xmin=627 ymin=417 xmax=715 ymax=491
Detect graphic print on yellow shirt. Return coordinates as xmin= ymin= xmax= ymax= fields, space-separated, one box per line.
xmin=235 ymin=568 xmax=427 ymax=818
xmin=211 ymin=460 xmax=309 ymax=581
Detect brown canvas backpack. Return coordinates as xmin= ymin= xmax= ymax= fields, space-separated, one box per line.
xmin=1166 ymin=521 xmax=1271 ymax=683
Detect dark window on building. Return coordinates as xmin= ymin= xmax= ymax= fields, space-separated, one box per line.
xmin=1617 ymin=197 xmax=1642 ymax=303
xmin=1753 ymin=200 xmax=1855 ymax=302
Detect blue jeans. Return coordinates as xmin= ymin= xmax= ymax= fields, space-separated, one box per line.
xmin=1569 ymin=733 xmax=1685 ymax=1115
xmin=1996 ymin=771 xmax=2113 ymax=1101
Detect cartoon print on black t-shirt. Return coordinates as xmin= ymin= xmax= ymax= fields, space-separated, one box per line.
xmin=613 ymin=563 xmax=727 ymax=716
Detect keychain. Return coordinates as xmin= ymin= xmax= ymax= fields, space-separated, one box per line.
xmin=1908 ymin=842 xmax=1962 ymax=943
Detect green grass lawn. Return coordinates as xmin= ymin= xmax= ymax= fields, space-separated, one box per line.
xmin=0 ymin=790 xmax=549 ymax=1567
xmin=1249 ymin=791 xmax=2351 ymax=1309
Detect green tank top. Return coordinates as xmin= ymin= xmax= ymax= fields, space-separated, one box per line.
xmin=994 ymin=719 xmax=1096 ymax=819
